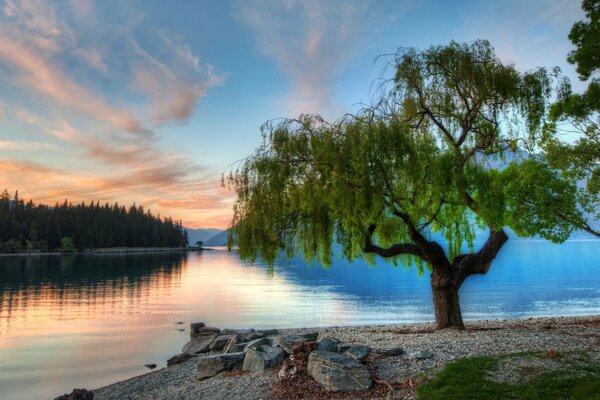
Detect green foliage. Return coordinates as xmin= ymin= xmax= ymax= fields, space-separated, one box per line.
xmin=417 ymin=351 xmax=600 ymax=400
xmin=228 ymin=40 xmax=579 ymax=268
xmin=568 ymin=0 xmax=600 ymax=80
xmin=59 ymin=237 xmax=77 ymax=253
xmin=544 ymin=0 xmax=599 ymax=236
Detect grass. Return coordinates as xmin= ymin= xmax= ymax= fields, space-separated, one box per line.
xmin=416 ymin=350 xmax=600 ymax=400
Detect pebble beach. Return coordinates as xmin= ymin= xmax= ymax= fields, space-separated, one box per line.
xmin=89 ymin=315 xmax=600 ymax=400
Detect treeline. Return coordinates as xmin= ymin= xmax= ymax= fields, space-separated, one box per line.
xmin=0 ymin=190 xmax=189 ymax=253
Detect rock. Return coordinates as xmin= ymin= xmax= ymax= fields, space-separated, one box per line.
xmin=228 ymin=343 xmax=247 ymax=353
xmin=257 ymin=328 xmax=279 ymax=335
xmin=243 ymin=345 xmax=286 ymax=372
xmin=405 ymin=350 xmax=433 ymax=360
xmin=54 ymin=389 xmax=94 ymax=400
xmin=191 ymin=322 xmax=220 ymax=337
xmin=377 ymin=347 xmax=404 ymax=357
xmin=243 ymin=332 xmax=266 ymax=341
xmin=182 ymin=333 xmax=218 ymax=354
xmin=316 ymin=336 xmax=340 ymax=352
xmin=223 ymin=335 xmax=245 ymax=353
xmin=144 ymin=363 xmax=157 ymax=369
xmin=167 ymin=353 xmax=195 ymax=366
xmin=299 ymin=331 xmax=319 ymax=341
xmin=307 ymin=350 xmax=373 ymax=392
xmin=209 ymin=335 xmax=233 ymax=352
xmin=345 ymin=344 xmax=372 ymax=363
xmin=222 ymin=328 xmax=255 ymax=335
xmin=337 ymin=343 xmax=351 ymax=353
xmin=244 ymin=337 xmax=270 ymax=352
xmin=273 ymin=334 xmax=315 ymax=354
xmin=197 ymin=352 xmax=245 ymax=379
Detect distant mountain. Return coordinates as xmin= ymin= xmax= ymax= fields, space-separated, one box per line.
xmin=204 ymin=230 xmax=229 ymax=246
xmin=186 ymin=228 xmax=224 ymax=245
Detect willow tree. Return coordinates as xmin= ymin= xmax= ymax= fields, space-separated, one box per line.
xmin=227 ymin=40 xmax=581 ymax=329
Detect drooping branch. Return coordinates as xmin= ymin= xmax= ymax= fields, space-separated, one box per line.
xmin=363 ymin=224 xmax=422 ymax=258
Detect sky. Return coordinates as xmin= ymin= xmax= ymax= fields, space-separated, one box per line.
xmin=0 ymin=0 xmax=586 ymax=229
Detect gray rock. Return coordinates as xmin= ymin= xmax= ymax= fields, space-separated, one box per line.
xmin=316 ymin=337 xmax=340 ymax=352
xmin=243 ymin=345 xmax=286 ymax=372
xmin=243 ymin=332 xmax=266 ymax=341
xmin=337 ymin=343 xmax=351 ymax=353
xmin=228 ymin=343 xmax=247 ymax=353
xmin=190 ymin=322 xmax=205 ymax=331
xmin=223 ymin=335 xmax=245 ymax=353
xmin=273 ymin=334 xmax=315 ymax=354
xmin=405 ymin=350 xmax=433 ymax=360
xmin=243 ymin=337 xmax=270 ymax=353
xmin=257 ymin=329 xmax=279 ymax=335
xmin=209 ymin=335 xmax=233 ymax=352
xmin=144 ymin=363 xmax=157 ymax=369
xmin=182 ymin=334 xmax=218 ymax=354
xmin=191 ymin=323 xmax=220 ymax=337
xmin=167 ymin=353 xmax=195 ymax=366
xmin=377 ymin=347 xmax=404 ymax=357
xmin=345 ymin=345 xmax=372 ymax=363
xmin=221 ymin=328 xmax=255 ymax=335
xmin=307 ymin=350 xmax=373 ymax=392
xmin=54 ymin=388 xmax=94 ymax=400
xmin=197 ymin=352 xmax=245 ymax=379
xmin=300 ymin=331 xmax=319 ymax=341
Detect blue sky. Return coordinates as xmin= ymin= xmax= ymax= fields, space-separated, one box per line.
xmin=0 ymin=0 xmax=584 ymax=228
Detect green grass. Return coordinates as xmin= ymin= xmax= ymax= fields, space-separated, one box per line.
xmin=416 ymin=351 xmax=600 ymax=400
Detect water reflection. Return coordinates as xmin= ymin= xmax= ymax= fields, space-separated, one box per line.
xmin=0 ymin=253 xmax=186 ymax=336
xmin=0 ymin=241 xmax=599 ymax=400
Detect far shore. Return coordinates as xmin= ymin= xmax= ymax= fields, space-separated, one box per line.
xmin=0 ymin=246 xmax=214 ymax=257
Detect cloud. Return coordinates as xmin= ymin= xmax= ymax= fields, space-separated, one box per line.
xmin=237 ymin=0 xmax=394 ymax=116
xmin=0 ymin=32 xmax=144 ymax=132
xmin=72 ymin=47 xmax=108 ymax=74
xmin=0 ymin=140 xmax=57 ymax=150
xmin=0 ymin=0 xmax=228 ymax=228
xmin=131 ymin=36 xmax=223 ymax=124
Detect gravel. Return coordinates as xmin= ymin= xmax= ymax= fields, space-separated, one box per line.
xmin=93 ymin=315 xmax=600 ymax=400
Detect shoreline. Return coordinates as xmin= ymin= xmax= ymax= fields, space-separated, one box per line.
xmin=91 ymin=314 xmax=600 ymax=400
xmin=0 ymin=246 xmax=212 ymax=257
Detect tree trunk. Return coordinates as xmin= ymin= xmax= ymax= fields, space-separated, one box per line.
xmin=431 ymin=282 xmax=464 ymax=329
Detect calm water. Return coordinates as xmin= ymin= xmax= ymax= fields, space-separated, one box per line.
xmin=1 ymin=241 xmax=599 ymax=399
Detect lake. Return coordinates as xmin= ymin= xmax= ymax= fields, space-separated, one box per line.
xmin=1 ymin=240 xmax=599 ymax=400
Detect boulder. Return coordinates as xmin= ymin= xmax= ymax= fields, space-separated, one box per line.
xmin=273 ymin=334 xmax=316 ymax=354
xmin=243 ymin=337 xmax=270 ymax=353
xmin=209 ymin=335 xmax=233 ymax=352
xmin=307 ymin=350 xmax=372 ymax=392
xmin=257 ymin=328 xmax=279 ymax=336
xmin=337 ymin=343 xmax=351 ymax=353
xmin=223 ymin=335 xmax=245 ymax=353
xmin=243 ymin=332 xmax=266 ymax=341
xmin=54 ymin=389 xmax=94 ymax=400
xmin=191 ymin=323 xmax=220 ymax=337
xmin=377 ymin=347 xmax=404 ymax=357
xmin=221 ymin=328 xmax=255 ymax=335
xmin=243 ymin=345 xmax=286 ymax=372
xmin=345 ymin=344 xmax=372 ymax=363
xmin=404 ymin=350 xmax=433 ymax=360
xmin=316 ymin=336 xmax=340 ymax=352
xmin=167 ymin=353 xmax=195 ymax=366
xmin=299 ymin=331 xmax=319 ymax=341
xmin=182 ymin=334 xmax=218 ymax=354
xmin=197 ymin=352 xmax=245 ymax=379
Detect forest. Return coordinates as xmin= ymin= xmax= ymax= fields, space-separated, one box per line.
xmin=0 ymin=190 xmax=189 ymax=253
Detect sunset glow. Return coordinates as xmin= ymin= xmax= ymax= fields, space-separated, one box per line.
xmin=0 ymin=0 xmax=583 ymax=228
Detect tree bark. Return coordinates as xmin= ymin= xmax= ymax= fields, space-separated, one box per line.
xmin=431 ymin=282 xmax=464 ymax=329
